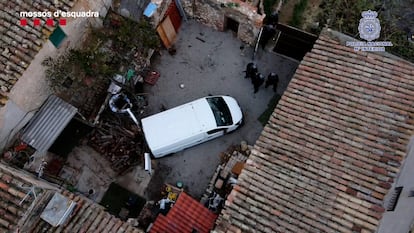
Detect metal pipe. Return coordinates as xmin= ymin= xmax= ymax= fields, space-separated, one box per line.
xmin=126 ymin=108 xmax=140 ymax=127
xmin=253 ymin=27 xmax=264 ymax=60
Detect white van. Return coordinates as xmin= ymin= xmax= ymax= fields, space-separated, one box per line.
xmin=141 ymin=95 xmax=243 ymax=158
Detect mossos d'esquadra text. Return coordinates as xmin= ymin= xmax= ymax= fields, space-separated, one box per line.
xmin=19 ymin=10 xmax=99 ymax=19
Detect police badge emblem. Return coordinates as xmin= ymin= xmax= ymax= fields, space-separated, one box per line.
xmin=358 ymin=10 xmax=381 ymax=42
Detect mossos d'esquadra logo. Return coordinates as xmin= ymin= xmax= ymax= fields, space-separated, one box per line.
xmin=358 ymin=10 xmax=381 ymax=41
xmin=346 ymin=10 xmax=393 ymax=52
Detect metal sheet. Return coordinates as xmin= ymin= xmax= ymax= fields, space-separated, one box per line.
xmin=41 ymin=192 xmax=76 ymax=227
xmin=21 ymin=95 xmax=77 ymax=152
xmin=157 ymin=16 xmax=176 ymax=49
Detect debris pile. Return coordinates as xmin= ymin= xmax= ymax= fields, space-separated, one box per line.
xmin=200 ymin=142 xmax=251 ymax=213
xmin=88 ymin=111 xmax=145 ymax=174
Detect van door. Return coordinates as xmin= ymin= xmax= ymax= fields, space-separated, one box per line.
xmin=206 ymin=128 xmax=225 ymax=139
xmin=177 ymin=132 xmax=206 ymax=153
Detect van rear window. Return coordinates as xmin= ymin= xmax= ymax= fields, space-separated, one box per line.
xmin=206 ymin=97 xmax=233 ymax=126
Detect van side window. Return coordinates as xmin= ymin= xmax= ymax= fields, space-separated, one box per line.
xmin=207 ymin=129 xmax=223 ymax=135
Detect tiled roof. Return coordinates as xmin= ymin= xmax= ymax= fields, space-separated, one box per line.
xmin=0 ymin=0 xmax=77 ymax=106
xmin=214 ymin=29 xmax=414 ymax=233
xmin=0 ymin=163 xmax=46 ymax=232
xmin=27 ymin=190 xmax=143 ymax=233
xmin=0 ymin=163 xmax=143 ymax=233
xmin=150 ymin=192 xmax=217 ymax=233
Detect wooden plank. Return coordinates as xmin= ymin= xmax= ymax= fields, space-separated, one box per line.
xmin=157 ymin=16 xmax=176 ymax=49
xmin=157 ymin=23 xmax=170 ymax=49
xmin=163 ymin=16 xmax=176 ymax=46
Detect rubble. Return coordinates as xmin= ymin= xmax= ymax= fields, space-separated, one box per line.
xmin=200 ymin=142 xmax=250 ymax=208
xmin=88 ymin=111 xmax=146 ymax=174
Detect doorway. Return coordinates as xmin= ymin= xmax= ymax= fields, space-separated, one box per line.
xmin=49 ymin=118 xmax=93 ymax=158
xmin=225 ymin=17 xmax=239 ymax=34
xmin=273 ymin=23 xmax=317 ymax=61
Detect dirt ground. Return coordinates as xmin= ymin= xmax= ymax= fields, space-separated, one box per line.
xmin=142 ymin=20 xmax=299 ymax=200
xmin=278 ymin=0 xmax=300 ymax=24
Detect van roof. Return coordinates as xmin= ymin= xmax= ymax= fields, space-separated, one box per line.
xmin=141 ymin=98 xmax=217 ymax=153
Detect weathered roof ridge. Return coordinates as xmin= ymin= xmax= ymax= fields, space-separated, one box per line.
xmin=0 ymin=162 xmax=51 ymax=232
xmin=26 ymin=190 xmax=144 ymax=233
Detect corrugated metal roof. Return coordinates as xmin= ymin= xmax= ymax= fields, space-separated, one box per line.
xmin=21 ymin=95 xmax=77 ymax=152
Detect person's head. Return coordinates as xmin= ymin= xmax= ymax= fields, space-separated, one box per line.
xmin=259 ymin=73 xmax=264 ymax=80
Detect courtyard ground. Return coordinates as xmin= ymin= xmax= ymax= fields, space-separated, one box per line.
xmin=143 ymin=20 xmax=299 ymax=200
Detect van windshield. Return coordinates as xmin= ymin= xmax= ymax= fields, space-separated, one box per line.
xmin=206 ymin=97 xmax=233 ymax=126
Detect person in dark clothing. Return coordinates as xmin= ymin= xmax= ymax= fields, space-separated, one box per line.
xmin=259 ymin=24 xmax=276 ymax=49
xmin=259 ymin=11 xmax=278 ymax=50
xmin=251 ymin=71 xmax=259 ymax=85
xmin=244 ymin=62 xmax=258 ymax=79
xmin=252 ymin=73 xmax=265 ymax=93
xmin=266 ymin=11 xmax=279 ymax=27
xmin=265 ymin=72 xmax=279 ymax=92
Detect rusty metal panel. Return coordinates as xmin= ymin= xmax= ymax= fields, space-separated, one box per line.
xmin=166 ymin=0 xmax=182 ymax=31
xmin=21 ymin=95 xmax=77 ymax=152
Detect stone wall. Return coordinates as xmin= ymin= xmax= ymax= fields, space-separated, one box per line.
xmin=179 ymin=0 xmax=265 ymax=44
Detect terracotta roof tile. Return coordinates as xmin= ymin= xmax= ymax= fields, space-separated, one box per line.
xmin=150 ymin=192 xmax=217 ymax=233
xmin=0 ymin=165 xmax=43 ymax=232
xmin=0 ymin=0 xmax=78 ymax=107
xmin=0 ymin=163 xmax=143 ymax=233
xmin=214 ymin=28 xmax=414 ymax=233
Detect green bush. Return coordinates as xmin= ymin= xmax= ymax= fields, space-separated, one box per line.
xmin=290 ymin=0 xmax=309 ymax=27
xmin=43 ymin=12 xmax=161 ymax=93
xmin=263 ymin=0 xmax=278 ymax=15
xmin=259 ymin=94 xmax=281 ymax=126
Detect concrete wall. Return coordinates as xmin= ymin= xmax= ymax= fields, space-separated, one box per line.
xmin=179 ymin=0 xmax=265 ymax=44
xmin=0 ymin=0 xmax=112 ymax=151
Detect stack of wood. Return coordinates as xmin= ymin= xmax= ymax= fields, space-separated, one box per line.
xmin=88 ymin=112 xmax=145 ymax=174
